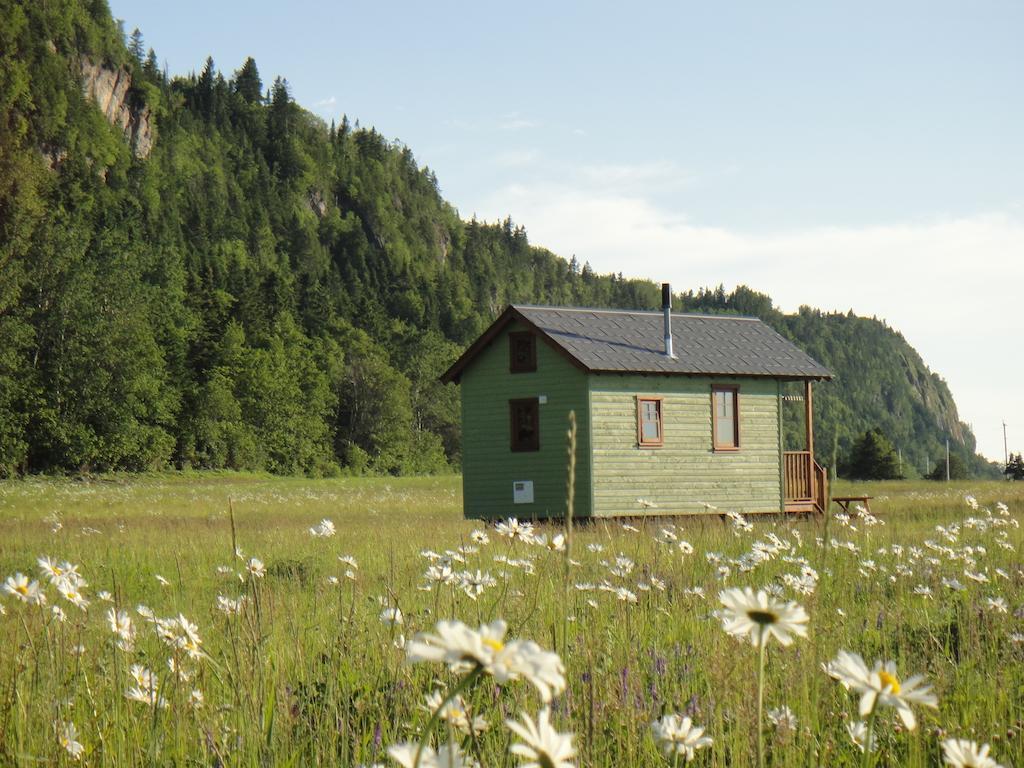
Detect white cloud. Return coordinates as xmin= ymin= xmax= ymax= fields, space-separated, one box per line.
xmin=477 ymin=179 xmax=1024 ymax=462
xmin=498 ymin=112 xmax=538 ymax=131
xmin=493 ymin=149 xmax=541 ymax=168
xmin=314 ymin=95 xmax=337 ymax=109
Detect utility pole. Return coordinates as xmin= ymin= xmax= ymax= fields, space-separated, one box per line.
xmin=897 ymin=447 xmax=902 ymax=478
xmin=945 ymin=438 xmax=950 ymax=482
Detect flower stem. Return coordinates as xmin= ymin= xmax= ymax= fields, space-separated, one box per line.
xmin=860 ymin=705 xmax=877 ymax=768
xmin=757 ymin=632 xmax=766 ymax=768
xmin=414 ymin=665 xmax=483 ymax=768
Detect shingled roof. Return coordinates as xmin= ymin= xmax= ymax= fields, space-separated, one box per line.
xmin=441 ymin=305 xmax=833 ymax=383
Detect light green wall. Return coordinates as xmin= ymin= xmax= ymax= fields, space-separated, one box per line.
xmin=460 ymin=322 xmax=592 ymax=519
xmin=587 ymin=375 xmax=782 ymax=516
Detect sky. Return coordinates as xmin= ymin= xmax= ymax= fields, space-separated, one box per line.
xmin=110 ymin=0 xmax=1024 ymax=463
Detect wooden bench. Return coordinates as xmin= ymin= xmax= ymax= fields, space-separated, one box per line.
xmin=832 ymin=496 xmax=874 ymax=516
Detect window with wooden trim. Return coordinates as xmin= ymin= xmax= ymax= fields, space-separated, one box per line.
xmin=636 ymin=397 xmax=664 ymax=447
xmin=712 ymin=386 xmax=740 ymax=450
xmin=509 ymin=398 xmax=540 ymax=452
xmin=509 ymin=332 xmax=537 ymax=373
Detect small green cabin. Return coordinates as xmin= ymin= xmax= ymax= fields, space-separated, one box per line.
xmin=441 ymin=296 xmax=833 ymax=520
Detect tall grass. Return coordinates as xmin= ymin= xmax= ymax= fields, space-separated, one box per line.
xmin=0 ymin=473 xmax=1021 ymax=766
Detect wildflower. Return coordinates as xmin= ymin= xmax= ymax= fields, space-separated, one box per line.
xmin=941 ymin=738 xmax=1005 ymax=768
xmin=826 ymin=650 xmax=938 ymax=729
xmin=615 ymin=587 xmax=638 ymax=604
xmin=621 ymin=523 xmax=640 ymax=533
xmin=495 ymin=518 xmax=535 ymax=543
xmin=59 ymin=722 xmax=85 ymax=760
xmin=309 ymin=518 xmax=336 ymax=537
xmin=459 ymin=570 xmax=496 ymax=600
xmin=107 ymin=608 xmax=135 ymax=650
xmin=964 ymin=570 xmax=989 ymax=584
xmin=387 ymin=741 xmax=474 ymax=768
xmin=407 ymin=619 xmax=509 ymax=669
xmin=609 ymin=554 xmax=635 ymax=578
xmin=168 ymin=656 xmax=193 ymax=682
xmin=326 ymin=575 xmax=339 ymax=585
xmin=57 ymin=581 xmax=89 ymax=610
xmin=942 ymin=577 xmax=966 ymax=592
xmin=189 ymin=689 xmax=204 ymax=709
xmin=650 ymin=713 xmax=713 ymax=762
xmin=155 ymin=574 xmax=170 ymax=586
xmin=216 ymin=595 xmax=244 ymax=615
xmin=846 ymin=720 xmax=875 ymax=753
xmin=380 ymin=607 xmax=404 ymax=626
xmin=421 ymin=691 xmax=488 ymax=736
xmin=175 ymin=614 xmax=205 ymax=659
xmin=533 ymin=533 xmax=566 ymax=552
xmin=51 ymin=605 xmax=67 ymax=623
xmin=470 ymin=529 xmax=490 ymax=545
xmin=3 ymin=573 xmax=43 ymax=604
xmin=37 ymin=556 xmax=70 ymax=584
xmin=767 ymin=706 xmax=798 ymax=733
xmin=97 ymin=590 xmax=113 ymax=602
xmin=246 ymin=558 xmax=266 ymax=578
xmin=586 ymin=543 xmax=604 ymax=553
xmin=495 ymin=640 xmax=567 ymax=703
xmin=717 ymin=587 xmax=809 ymax=647
xmin=914 ymin=585 xmax=933 ymax=598
xmin=507 ymin=708 xmax=576 ymax=768
xmin=677 ymin=540 xmax=694 ymax=555
xmin=986 ymin=597 xmax=1008 ymax=614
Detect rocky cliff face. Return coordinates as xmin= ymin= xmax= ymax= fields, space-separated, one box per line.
xmin=80 ymin=57 xmax=153 ymax=159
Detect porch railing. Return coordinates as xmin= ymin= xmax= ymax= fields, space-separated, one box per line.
xmin=784 ymin=451 xmax=827 ymax=513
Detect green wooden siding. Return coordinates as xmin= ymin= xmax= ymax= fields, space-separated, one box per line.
xmin=588 ymin=375 xmax=782 ymax=516
xmin=460 ymin=321 xmax=592 ymax=519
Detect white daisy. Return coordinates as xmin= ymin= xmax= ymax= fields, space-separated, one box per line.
xmin=650 ymin=713 xmax=713 ymax=762
xmin=3 ymin=573 xmax=44 ymax=604
xmin=59 ymin=722 xmax=85 ymax=760
xmin=717 ymin=587 xmax=809 ymax=647
xmin=941 ymin=738 xmax=1005 ymax=768
xmin=506 ymin=708 xmax=576 ymax=768
xmin=826 ymin=650 xmax=937 ymax=730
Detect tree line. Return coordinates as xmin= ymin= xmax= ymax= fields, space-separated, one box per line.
xmin=0 ymin=0 xmax=998 ymax=479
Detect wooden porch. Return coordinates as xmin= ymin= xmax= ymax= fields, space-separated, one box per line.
xmin=783 ymin=380 xmax=828 ymax=514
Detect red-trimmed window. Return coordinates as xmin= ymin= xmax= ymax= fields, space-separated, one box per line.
xmin=637 ymin=397 xmax=664 ymax=447
xmin=712 ymin=386 xmax=740 ymax=450
xmin=510 ymin=398 xmax=540 ymax=452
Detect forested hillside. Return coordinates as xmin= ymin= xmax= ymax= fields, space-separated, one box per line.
xmin=0 ymin=0 xmax=994 ymax=478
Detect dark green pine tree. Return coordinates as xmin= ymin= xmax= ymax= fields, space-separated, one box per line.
xmin=234 ymin=56 xmax=262 ymax=104
xmin=846 ymin=428 xmax=902 ymax=480
xmin=928 ymin=452 xmax=968 ymax=481
xmin=1004 ymin=452 xmax=1024 ymax=481
xmin=128 ymin=28 xmax=144 ymax=64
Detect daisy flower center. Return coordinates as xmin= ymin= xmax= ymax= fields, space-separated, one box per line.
xmin=747 ymin=609 xmax=779 ymax=626
xmin=483 ymin=638 xmax=505 ymax=652
xmin=15 ymin=584 xmax=28 ymax=596
xmin=878 ymin=670 xmax=901 ymax=694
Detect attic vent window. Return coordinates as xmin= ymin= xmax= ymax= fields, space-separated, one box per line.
xmin=509 ymin=332 xmax=537 ymax=373
xmin=509 ymin=398 xmax=540 ymax=452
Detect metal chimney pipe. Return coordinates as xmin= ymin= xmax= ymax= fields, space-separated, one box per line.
xmin=662 ymin=283 xmax=674 ymax=358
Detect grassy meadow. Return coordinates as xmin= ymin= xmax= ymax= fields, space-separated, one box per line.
xmin=0 ymin=473 xmax=1022 ymax=766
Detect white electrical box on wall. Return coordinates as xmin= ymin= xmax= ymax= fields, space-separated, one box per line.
xmin=513 ymin=480 xmax=534 ymax=504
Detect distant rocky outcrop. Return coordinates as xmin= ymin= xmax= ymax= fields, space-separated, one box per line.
xmin=80 ymin=57 xmax=153 ymax=159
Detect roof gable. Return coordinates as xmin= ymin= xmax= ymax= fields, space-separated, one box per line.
xmin=440 ymin=305 xmax=833 ymax=383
